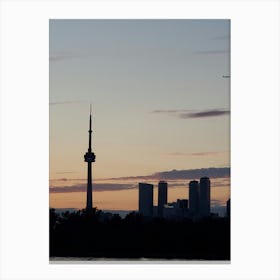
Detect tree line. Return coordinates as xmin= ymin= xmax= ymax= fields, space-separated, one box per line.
xmin=50 ymin=208 xmax=230 ymax=260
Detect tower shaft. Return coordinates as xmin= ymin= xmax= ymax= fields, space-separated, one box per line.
xmin=86 ymin=162 xmax=93 ymax=210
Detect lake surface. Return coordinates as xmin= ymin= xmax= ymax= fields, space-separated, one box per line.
xmin=49 ymin=257 xmax=230 ymax=264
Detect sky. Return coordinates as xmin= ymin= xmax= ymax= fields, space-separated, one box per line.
xmin=49 ymin=19 xmax=230 ymax=211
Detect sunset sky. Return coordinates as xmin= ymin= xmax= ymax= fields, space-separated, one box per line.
xmin=49 ymin=19 xmax=230 ymax=211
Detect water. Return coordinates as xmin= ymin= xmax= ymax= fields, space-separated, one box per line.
xmin=49 ymin=257 xmax=230 ymax=264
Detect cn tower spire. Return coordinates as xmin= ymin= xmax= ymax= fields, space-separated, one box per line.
xmin=84 ymin=104 xmax=96 ymax=212
xmin=88 ymin=104 xmax=92 ymax=152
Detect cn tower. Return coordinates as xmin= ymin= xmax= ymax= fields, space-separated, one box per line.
xmin=84 ymin=105 xmax=96 ymax=212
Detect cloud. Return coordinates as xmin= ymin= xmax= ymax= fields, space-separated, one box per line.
xmin=49 ymin=100 xmax=85 ymax=106
xmin=152 ymin=109 xmax=190 ymax=114
xmin=49 ymin=51 xmax=85 ymax=61
xmin=50 ymin=168 xmax=230 ymax=193
xmin=152 ymin=167 xmax=230 ymax=180
xmin=164 ymin=151 xmax=226 ymax=157
xmin=56 ymin=178 xmax=68 ymax=182
xmin=152 ymin=108 xmax=229 ymax=119
xmin=151 ymin=109 xmax=189 ymax=114
xmin=179 ymin=109 xmax=230 ymax=119
xmin=105 ymin=167 xmax=230 ymax=181
xmin=50 ymin=183 xmax=136 ymax=193
xmin=50 ymin=173 xmax=229 ymax=193
xmin=50 ymin=185 xmax=86 ymax=193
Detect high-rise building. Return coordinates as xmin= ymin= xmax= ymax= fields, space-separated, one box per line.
xmin=139 ymin=183 xmax=153 ymax=216
xmin=226 ymin=198 xmax=230 ymax=218
xmin=158 ymin=181 xmax=168 ymax=216
xmin=176 ymin=199 xmax=188 ymax=209
xmin=199 ymin=177 xmax=210 ymax=217
xmin=84 ymin=106 xmax=96 ymax=212
xmin=189 ymin=180 xmax=199 ymax=216
xmin=162 ymin=200 xmax=189 ymax=220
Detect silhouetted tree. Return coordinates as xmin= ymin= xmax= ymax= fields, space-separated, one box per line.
xmin=49 ymin=208 xmax=230 ymax=260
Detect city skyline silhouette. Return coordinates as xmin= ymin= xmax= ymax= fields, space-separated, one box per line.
xmin=50 ymin=118 xmax=230 ymax=259
xmin=50 ymin=123 xmax=230 ymax=259
xmin=49 ymin=19 xmax=230 ymax=260
xmin=66 ymin=107 xmax=230 ymax=218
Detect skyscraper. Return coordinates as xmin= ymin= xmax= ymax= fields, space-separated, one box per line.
xmin=158 ymin=181 xmax=168 ymax=216
xmin=84 ymin=107 xmax=96 ymax=212
xmin=139 ymin=183 xmax=153 ymax=216
xmin=226 ymin=198 xmax=230 ymax=218
xmin=189 ymin=180 xmax=199 ymax=216
xmin=199 ymin=177 xmax=210 ymax=217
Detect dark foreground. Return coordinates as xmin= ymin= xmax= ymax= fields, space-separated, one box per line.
xmin=50 ymin=209 xmax=230 ymax=260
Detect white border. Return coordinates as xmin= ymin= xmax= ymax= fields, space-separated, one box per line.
xmin=1 ymin=1 xmax=279 ymax=279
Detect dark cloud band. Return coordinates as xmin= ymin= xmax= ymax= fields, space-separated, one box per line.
xmin=50 ymin=168 xmax=230 ymax=193
xmin=179 ymin=109 xmax=229 ymax=119
xmin=152 ymin=108 xmax=230 ymax=119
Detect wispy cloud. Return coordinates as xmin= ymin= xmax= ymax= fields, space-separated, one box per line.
xmin=50 ymin=183 xmax=136 ymax=193
xmin=49 ymin=51 xmax=88 ymax=61
xmin=163 ymin=151 xmax=227 ymax=157
xmin=179 ymin=109 xmax=229 ymax=119
xmin=49 ymin=100 xmax=85 ymax=106
xmin=152 ymin=108 xmax=229 ymax=119
xmin=50 ymin=170 xmax=230 ymax=193
xmin=50 ymin=167 xmax=230 ymax=194
xmin=50 ymin=185 xmax=86 ymax=193
xmin=49 ymin=182 xmax=193 ymax=193
xmin=104 ymin=167 xmax=230 ymax=182
xmin=152 ymin=109 xmax=190 ymax=114
xmin=152 ymin=167 xmax=230 ymax=180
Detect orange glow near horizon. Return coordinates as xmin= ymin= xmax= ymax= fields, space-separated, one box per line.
xmin=49 ymin=183 xmax=230 ymax=211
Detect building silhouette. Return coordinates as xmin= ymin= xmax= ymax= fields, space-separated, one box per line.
xmin=162 ymin=199 xmax=189 ymax=220
xmin=199 ymin=177 xmax=210 ymax=217
xmin=176 ymin=199 xmax=188 ymax=209
xmin=158 ymin=181 xmax=168 ymax=216
xmin=189 ymin=180 xmax=199 ymax=216
xmin=137 ymin=177 xmax=216 ymax=219
xmin=226 ymin=198 xmax=230 ymax=218
xmin=139 ymin=183 xmax=153 ymax=216
xmin=84 ymin=106 xmax=96 ymax=212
